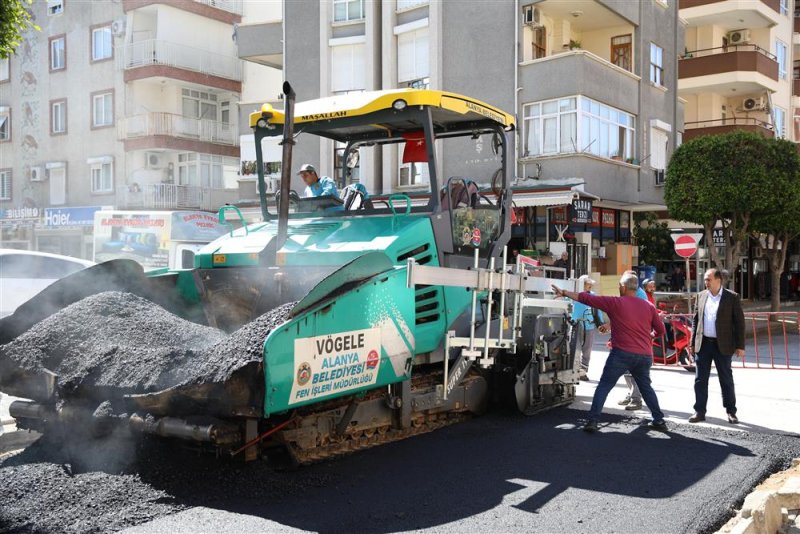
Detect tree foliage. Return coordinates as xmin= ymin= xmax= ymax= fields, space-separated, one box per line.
xmin=632 ymin=212 xmax=673 ymax=266
xmin=665 ymin=131 xmax=777 ymax=272
xmin=0 ymin=0 xmax=38 ymax=59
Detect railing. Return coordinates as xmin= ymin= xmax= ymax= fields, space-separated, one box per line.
xmin=651 ymin=312 xmax=800 ymax=370
xmin=194 ymin=0 xmax=242 ymax=15
xmin=681 ymin=43 xmax=777 ymax=61
xmin=120 ymin=183 xmax=235 ymax=210
xmin=117 ymin=39 xmax=242 ymax=81
xmin=120 ymin=112 xmax=238 ymax=146
xmin=685 ymin=118 xmax=774 ymax=130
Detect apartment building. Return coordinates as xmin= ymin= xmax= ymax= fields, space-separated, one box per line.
xmin=235 ymin=0 xmax=682 ymax=274
xmin=0 ymin=0 xmax=267 ymax=257
xmin=678 ymin=0 xmax=800 ymax=297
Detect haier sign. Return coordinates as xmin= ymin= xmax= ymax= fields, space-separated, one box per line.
xmin=44 ymin=206 xmax=103 ymax=227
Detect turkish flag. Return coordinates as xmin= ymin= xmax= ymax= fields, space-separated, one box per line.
xmin=402 ymin=131 xmax=428 ymax=163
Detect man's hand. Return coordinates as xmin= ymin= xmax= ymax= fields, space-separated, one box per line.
xmin=551 ymin=284 xmax=563 ymax=297
xmin=597 ymin=324 xmax=610 ymax=334
xmin=734 ymin=348 xmax=745 ymax=358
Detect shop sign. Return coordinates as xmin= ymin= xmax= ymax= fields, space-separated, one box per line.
xmin=1 ymin=206 xmax=40 ymax=220
xmin=44 ymin=206 xmax=103 ymax=227
xmin=591 ymin=207 xmax=601 ymax=227
xmin=712 ymin=228 xmax=726 ymax=247
xmin=570 ymin=199 xmax=592 ymax=224
xmin=601 ymin=209 xmax=615 ymax=228
xmin=551 ymin=206 xmax=568 ymax=224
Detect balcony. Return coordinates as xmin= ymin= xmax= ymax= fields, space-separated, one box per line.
xmin=120 ymin=112 xmax=238 ymax=146
xmin=679 ymin=0 xmax=780 ymax=29
xmin=119 ymin=183 xmax=238 ymax=210
xmin=123 ymin=0 xmax=242 ymax=22
xmin=237 ymin=21 xmax=283 ymax=68
xmin=678 ymin=44 xmax=779 ymax=95
xmin=519 ymin=50 xmax=640 ymax=115
xmin=117 ymin=39 xmax=242 ymax=92
xmin=683 ymin=117 xmax=774 ymax=141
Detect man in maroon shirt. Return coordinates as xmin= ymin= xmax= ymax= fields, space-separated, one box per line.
xmin=552 ymin=272 xmax=667 ymax=432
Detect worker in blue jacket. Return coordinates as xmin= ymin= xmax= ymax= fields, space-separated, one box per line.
xmin=298 ymin=164 xmax=339 ymax=198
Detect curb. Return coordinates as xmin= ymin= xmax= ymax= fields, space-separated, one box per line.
xmin=717 ymin=458 xmax=800 ymax=534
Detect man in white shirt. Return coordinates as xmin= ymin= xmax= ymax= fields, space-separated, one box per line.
xmin=688 ymin=268 xmax=745 ymax=424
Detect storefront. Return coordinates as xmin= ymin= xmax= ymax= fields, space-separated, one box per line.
xmin=36 ymin=206 xmax=105 ymax=260
xmin=0 ymin=206 xmax=40 ymax=251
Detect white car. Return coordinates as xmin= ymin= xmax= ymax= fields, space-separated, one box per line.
xmin=0 ymin=249 xmax=95 ymax=319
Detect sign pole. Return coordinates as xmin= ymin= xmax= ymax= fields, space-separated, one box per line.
xmin=685 ymin=257 xmax=690 ymax=293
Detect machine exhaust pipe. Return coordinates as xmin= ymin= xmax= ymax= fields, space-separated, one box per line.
xmin=128 ymin=414 xmax=239 ymax=446
xmin=9 ymin=400 xmax=51 ymax=421
xmin=276 ymin=81 xmax=297 ymax=254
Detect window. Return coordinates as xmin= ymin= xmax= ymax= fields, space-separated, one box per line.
xmin=333 ymin=0 xmax=364 ymax=22
xmin=0 ymin=106 xmax=10 ymax=142
xmin=178 ymin=153 xmax=225 ymax=188
xmin=776 ymin=40 xmax=788 ymax=80
xmin=650 ymin=43 xmax=664 ymax=87
xmin=0 ymin=58 xmax=8 ymax=82
xmin=531 ymin=26 xmax=546 ymax=60
xmin=650 ymin=126 xmax=669 ymax=185
xmin=406 ymin=77 xmax=429 ymax=89
xmin=92 ymin=26 xmax=112 ymax=61
xmin=92 ymin=91 xmax=113 ymax=128
xmin=90 ymin=159 xmax=113 ymax=193
xmin=331 ymin=43 xmax=366 ymax=92
xmin=50 ymin=35 xmax=66 ymax=71
xmin=397 ymin=26 xmax=429 ymax=83
xmin=49 ymin=166 xmax=66 ymax=205
xmin=182 ymin=88 xmax=218 ymax=120
xmin=523 ymin=96 xmax=636 ymax=161
xmin=780 ymin=0 xmax=788 ymax=15
xmin=398 ymin=162 xmax=429 ymax=187
xmin=51 ymin=99 xmax=67 ymax=134
xmin=774 ymin=106 xmax=786 ymax=138
xmin=0 ymin=170 xmax=11 ymax=200
xmin=611 ymin=34 xmax=632 ymax=72
xmin=47 ymin=0 xmax=63 ymax=16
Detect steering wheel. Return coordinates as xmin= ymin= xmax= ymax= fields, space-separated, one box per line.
xmin=275 ymin=189 xmax=300 ymax=207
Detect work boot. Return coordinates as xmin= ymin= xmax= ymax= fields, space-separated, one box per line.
xmin=617 ymin=397 xmax=632 ymax=406
xmin=650 ymin=420 xmax=668 ymax=432
xmin=624 ymin=400 xmax=643 ymax=411
xmin=583 ymin=420 xmax=599 ymax=433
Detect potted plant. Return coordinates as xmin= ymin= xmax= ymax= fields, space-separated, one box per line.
xmin=569 ymin=39 xmax=581 ymax=50
xmin=611 ymin=152 xmax=622 ymax=161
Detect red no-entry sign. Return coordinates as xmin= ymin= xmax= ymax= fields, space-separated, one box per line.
xmin=673 ymin=234 xmax=699 ymax=258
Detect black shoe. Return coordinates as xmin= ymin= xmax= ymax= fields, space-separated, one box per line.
xmin=688 ymin=413 xmax=705 ymax=423
xmin=650 ymin=420 xmax=668 ymax=432
xmin=727 ymin=413 xmax=739 ymax=424
xmin=583 ymin=420 xmax=599 ymax=433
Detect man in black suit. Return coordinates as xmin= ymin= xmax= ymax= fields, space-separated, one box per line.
xmin=688 ymin=268 xmax=745 ymax=424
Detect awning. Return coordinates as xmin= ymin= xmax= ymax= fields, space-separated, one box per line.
xmin=511 ymin=191 xmax=577 ymax=208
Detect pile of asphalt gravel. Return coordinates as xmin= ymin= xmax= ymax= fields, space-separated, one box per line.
xmin=0 ymin=434 xmax=334 ymax=534
xmin=0 ymin=292 xmax=296 ymax=399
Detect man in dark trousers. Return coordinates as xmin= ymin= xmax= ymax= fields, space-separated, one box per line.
xmin=552 ymin=272 xmax=667 ymax=433
xmin=688 ymin=268 xmax=745 ymax=424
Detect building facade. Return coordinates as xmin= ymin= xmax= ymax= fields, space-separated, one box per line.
xmin=235 ymin=0 xmax=683 ymax=275
xmin=0 ymin=0 xmax=278 ymax=257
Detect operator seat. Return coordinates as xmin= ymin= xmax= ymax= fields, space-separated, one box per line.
xmin=341 ymin=183 xmax=372 ymax=210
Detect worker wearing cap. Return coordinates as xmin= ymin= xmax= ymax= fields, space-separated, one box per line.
xmin=298 ymin=164 xmax=339 ymax=198
xmin=567 ymin=275 xmax=606 ymax=381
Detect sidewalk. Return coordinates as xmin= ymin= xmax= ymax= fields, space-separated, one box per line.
xmin=577 ymin=345 xmax=800 ymax=435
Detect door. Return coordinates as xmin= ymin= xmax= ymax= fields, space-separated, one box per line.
xmin=611 ymin=35 xmax=632 ymax=71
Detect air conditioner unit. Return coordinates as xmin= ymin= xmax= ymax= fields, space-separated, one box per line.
xmin=654 ymin=168 xmax=666 ymax=185
xmin=742 ymin=96 xmax=767 ymax=111
xmin=727 ymin=29 xmax=751 ymax=45
xmin=146 ymin=152 xmax=165 ymax=170
xmin=111 ymin=19 xmax=126 ymax=37
xmin=30 ymin=166 xmax=45 ymax=182
xmin=522 ymin=5 xmax=541 ymax=25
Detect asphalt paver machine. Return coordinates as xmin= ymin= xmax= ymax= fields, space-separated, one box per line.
xmin=0 ymin=85 xmax=580 ymax=464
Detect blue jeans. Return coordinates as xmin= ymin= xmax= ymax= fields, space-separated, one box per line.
xmin=588 ymin=348 xmax=665 ymax=423
xmin=693 ymin=337 xmax=736 ymax=415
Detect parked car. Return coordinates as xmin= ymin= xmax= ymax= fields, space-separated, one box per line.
xmin=0 ymin=249 xmax=95 ymax=318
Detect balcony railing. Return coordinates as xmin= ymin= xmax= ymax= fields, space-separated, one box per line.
xmin=120 ymin=112 xmax=238 ymax=146
xmin=679 ymin=44 xmax=778 ymax=81
xmin=683 ymin=118 xmax=774 ymax=141
xmin=117 ymin=39 xmax=242 ymax=81
xmin=119 ymin=183 xmax=237 ymax=210
xmin=194 ymin=0 xmax=242 ymax=15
